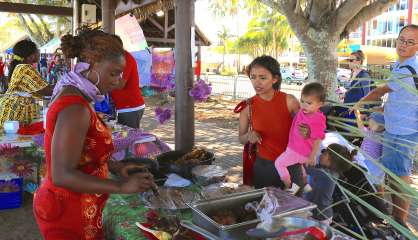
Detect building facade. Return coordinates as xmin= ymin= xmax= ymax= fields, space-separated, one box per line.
xmin=346 ymin=0 xmax=417 ymax=65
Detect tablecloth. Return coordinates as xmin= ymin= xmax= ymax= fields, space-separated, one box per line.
xmin=103 ymin=193 xmax=192 ymax=240
xmin=102 ymin=192 xmax=355 ymax=240
xmin=0 ymin=129 xmax=170 ymax=194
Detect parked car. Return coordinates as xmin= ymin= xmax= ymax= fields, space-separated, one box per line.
xmin=281 ymin=68 xmax=305 ymax=85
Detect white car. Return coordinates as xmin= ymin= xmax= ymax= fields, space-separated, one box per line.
xmin=281 ymin=68 xmax=305 ymax=85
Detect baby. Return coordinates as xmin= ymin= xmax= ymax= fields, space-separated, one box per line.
xmin=354 ymin=110 xmax=385 ymax=197
xmin=275 ymin=82 xmax=326 ymax=193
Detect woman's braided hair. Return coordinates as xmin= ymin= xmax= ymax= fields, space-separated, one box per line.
xmin=60 ymin=26 xmax=124 ymax=65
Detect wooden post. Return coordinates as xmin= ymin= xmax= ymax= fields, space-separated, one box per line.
xmin=102 ymin=0 xmax=116 ymax=34
xmin=72 ymin=0 xmax=79 ymax=35
xmin=175 ymin=0 xmax=195 ymax=151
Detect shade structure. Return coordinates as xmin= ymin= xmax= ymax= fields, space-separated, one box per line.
xmin=39 ymin=38 xmax=61 ymax=54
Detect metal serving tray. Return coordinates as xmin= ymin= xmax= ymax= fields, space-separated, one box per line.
xmin=187 ymin=187 xmax=317 ymax=240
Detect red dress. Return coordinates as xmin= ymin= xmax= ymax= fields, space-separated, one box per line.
xmin=33 ymin=95 xmax=114 ymax=240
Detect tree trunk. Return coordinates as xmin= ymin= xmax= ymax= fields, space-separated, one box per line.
xmin=222 ymin=44 xmax=226 ymax=68
xmin=299 ymin=30 xmax=339 ymax=101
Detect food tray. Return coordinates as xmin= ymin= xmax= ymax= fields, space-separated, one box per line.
xmin=187 ymin=187 xmax=316 ymax=239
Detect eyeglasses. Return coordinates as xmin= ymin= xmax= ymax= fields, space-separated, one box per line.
xmin=347 ymin=59 xmax=356 ymax=62
xmin=396 ymin=38 xmax=416 ymax=47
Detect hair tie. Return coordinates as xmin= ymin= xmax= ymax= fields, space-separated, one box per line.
xmin=12 ymin=54 xmax=23 ymax=61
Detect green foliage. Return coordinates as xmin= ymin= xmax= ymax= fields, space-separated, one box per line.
xmin=232 ymin=6 xmax=292 ymax=57
xmin=2 ymin=0 xmax=71 ymax=46
xmin=220 ymin=66 xmax=237 ymax=76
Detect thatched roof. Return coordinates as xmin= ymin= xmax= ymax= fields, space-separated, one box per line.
xmin=115 ymin=0 xmax=210 ymax=47
xmin=116 ymin=0 xmax=174 ymax=22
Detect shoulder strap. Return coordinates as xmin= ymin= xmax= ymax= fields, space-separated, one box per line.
xmin=247 ymin=98 xmax=253 ymax=131
xmin=400 ymin=65 xmax=418 ymax=89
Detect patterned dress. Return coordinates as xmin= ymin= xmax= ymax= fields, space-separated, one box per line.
xmin=0 ymin=64 xmax=48 ymax=127
xmin=33 ymin=95 xmax=114 ymax=240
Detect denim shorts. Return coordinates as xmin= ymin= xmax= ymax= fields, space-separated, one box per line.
xmin=381 ymin=132 xmax=418 ymax=177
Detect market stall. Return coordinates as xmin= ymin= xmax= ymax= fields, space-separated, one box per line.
xmin=0 ymin=122 xmax=171 ymax=199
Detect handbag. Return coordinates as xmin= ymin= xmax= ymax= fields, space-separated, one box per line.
xmin=234 ymin=98 xmax=256 ymax=186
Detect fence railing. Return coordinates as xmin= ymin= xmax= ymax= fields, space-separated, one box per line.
xmin=204 ymin=73 xmax=303 ymax=100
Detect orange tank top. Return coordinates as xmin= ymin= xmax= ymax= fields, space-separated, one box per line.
xmin=251 ymin=91 xmax=292 ymax=161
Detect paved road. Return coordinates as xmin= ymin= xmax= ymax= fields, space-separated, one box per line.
xmin=204 ymin=74 xmax=304 ymax=99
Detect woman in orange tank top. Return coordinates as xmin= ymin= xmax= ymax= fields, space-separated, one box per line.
xmin=238 ymin=56 xmax=309 ymax=189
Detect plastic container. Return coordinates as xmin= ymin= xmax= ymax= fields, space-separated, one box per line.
xmin=0 ymin=176 xmax=23 ymax=210
xmin=3 ymin=121 xmax=19 ymax=134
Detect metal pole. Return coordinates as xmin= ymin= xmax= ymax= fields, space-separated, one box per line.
xmin=175 ymin=0 xmax=195 ymax=151
xmin=71 ymin=0 xmax=79 ymax=34
xmin=233 ymin=76 xmax=237 ymax=100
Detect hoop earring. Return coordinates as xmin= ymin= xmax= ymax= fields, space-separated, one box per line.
xmin=86 ymin=70 xmax=101 ymax=86
xmin=92 ymin=70 xmax=101 ymax=86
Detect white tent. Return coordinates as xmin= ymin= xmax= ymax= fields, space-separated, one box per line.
xmin=39 ymin=37 xmax=61 ymax=54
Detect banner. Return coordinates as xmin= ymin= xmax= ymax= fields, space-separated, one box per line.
xmin=115 ymin=14 xmax=148 ymax=52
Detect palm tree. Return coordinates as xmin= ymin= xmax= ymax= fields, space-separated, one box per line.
xmin=217 ymin=25 xmax=233 ymax=68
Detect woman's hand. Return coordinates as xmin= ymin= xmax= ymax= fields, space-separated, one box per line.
xmin=247 ymin=130 xmax=262 ymax=144
xmin=297 ymin=123 xmax=311 ymax=139
xmin=119 ymin=172 xmax=155 ymax=194
xmin=119 ymin=163 xmax=147 ymax=179
xmin=350 ymin=101 xmax=363 ymax=114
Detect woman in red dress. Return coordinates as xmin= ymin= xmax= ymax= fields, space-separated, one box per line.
xmin=33 ymin=27 xmax=155 ymax=240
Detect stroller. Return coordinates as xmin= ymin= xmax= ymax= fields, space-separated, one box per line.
xmin=331 ymin=165 xmax=405 ymax=239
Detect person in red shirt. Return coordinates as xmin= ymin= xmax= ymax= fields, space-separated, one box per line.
xmin=111 ymin=35 xmax=145 ymax=128
xmin=0 ymin=56 xmax=6 ymax=92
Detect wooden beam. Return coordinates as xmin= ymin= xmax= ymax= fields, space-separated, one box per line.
xmin=0 ymin=2 xmax=72 ymax=16
xmin=146 ymin=37 xmax=175 ymax=43
xmin=175 ymin=0 xmax=195 ymax=151
xmin=148 ymin=16 xmax=164 ymax=32
xmin=102 ymin=0 xmax=116 ymax=34
xmin=167 ymin=24 xmax=175 ymax=33
xmin=147 ymin=37 xmax=205 ymax=46
xmin=164 ymin=10 xmax=168 ymax=39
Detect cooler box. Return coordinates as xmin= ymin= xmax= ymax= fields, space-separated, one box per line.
xmin=0 ymin=173 xmax=23 ymax=210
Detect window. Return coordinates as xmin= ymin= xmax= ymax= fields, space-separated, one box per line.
xmin=400 ymin=0 xmax=407 ymax=10
xmin=387 ymin=20 xmax=393 ymax=33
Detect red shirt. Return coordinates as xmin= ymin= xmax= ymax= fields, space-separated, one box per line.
xmin=252 ymin=91 xmax=292 ymax=161
xmin=0 ymin=61 xmax=4 ymax=76
xmin=111 ymin=51 xmax=144 ymax=110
